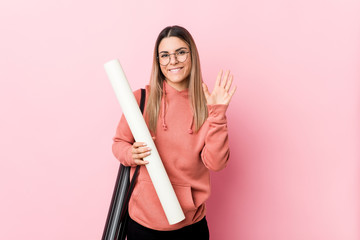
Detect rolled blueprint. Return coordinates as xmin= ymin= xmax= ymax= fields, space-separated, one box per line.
xmin=104 ymin=59 xmax=185 ymax=225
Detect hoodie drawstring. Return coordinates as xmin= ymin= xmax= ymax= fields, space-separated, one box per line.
xmin=188 ymin=117 xmax=194 ymax=134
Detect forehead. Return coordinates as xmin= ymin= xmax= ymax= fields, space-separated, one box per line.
xmin=158 ymin=37 xmax=189 ymax=52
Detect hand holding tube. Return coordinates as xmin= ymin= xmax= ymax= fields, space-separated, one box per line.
xmin=132 ymin=142 xmax=150 ymax=165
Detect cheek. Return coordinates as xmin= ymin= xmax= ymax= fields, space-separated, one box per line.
xmin=185 ymin=62 xmax=192 ymax=76
xmin=160 ymin=66 xmax=167 ymax=76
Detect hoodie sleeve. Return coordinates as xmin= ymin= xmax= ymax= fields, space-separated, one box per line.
xmin=112 ymin=89 xmax=143 ymax=167
xmin=201 ymin=104 xmax=230 ymax=171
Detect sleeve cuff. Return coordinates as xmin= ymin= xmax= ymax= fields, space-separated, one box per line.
xmin=207 ymin=104 xmax=228 ymax=123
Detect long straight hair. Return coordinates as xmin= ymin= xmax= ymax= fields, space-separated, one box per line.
xmin=146 ymin=25 xmax=208 ymax=133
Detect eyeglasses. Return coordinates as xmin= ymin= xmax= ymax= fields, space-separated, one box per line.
xmin=158 ymin=50 xmax=190 ymax=66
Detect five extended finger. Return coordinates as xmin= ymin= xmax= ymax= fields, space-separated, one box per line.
xmin=221 ymin=70 xmax=230 ymax=87
xmin=225 ymin=74 xmax=233 ymax=92
xmin=215 ymin=70 xmax=223 ymax=86
xmin=228 ymin=85 xmax=237 ymax=100
xmin=202 ymin=83 xmax=210 ymax=99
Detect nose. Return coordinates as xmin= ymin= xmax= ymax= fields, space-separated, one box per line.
xmin=169 ymin=53 xmax=178 ymax=65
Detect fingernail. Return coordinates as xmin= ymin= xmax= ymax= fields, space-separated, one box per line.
xmin=142 ymin=143 xmax=147 ymax=146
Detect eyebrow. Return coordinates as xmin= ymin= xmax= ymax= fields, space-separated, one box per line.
xmin=159 ymin=47 xmax=188 ymax=54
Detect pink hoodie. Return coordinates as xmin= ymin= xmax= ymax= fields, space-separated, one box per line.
xmin=112 ymin=81 xmax=230 ymax=231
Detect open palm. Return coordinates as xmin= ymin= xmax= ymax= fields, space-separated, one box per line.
xmin=202 ymin=70 xmax=237 ymax=105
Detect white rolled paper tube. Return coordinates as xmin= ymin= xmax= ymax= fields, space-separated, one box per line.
xmin=104 ymin=59 xmax=185 ymax=225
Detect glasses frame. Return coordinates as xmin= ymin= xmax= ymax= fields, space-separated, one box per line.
xmin=157 ymin=50 xmax=190 ymax=66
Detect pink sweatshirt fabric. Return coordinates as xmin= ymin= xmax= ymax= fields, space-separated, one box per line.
xmin=112 ymin=81 xmax=230 ymax=231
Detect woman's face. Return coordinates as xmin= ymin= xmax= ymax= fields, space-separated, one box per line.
xmin=158 ymin=37 xmax=192 ymax=91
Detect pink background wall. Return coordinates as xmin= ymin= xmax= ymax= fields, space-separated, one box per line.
xmin=0 ymin=0 xmax=359 ymax=239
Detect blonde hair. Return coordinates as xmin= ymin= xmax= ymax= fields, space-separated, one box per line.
xmin=146 ymin=25 xmax=208 ymax=133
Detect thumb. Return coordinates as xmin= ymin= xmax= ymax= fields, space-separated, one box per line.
xmin=202 ymin=83 xmax=210 ymax=99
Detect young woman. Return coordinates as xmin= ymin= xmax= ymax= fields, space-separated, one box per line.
xmin=112 ymin=25 xmax=236 ymax=240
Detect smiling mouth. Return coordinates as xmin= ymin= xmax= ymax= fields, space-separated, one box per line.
xmin=169 ymin=67 xmax=183 ymax=72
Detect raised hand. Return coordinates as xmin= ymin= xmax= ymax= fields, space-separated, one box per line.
xmin=202 ymin=70 xmax=237 ymax=105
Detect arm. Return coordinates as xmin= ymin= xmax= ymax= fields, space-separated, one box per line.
xmin=201 ymin=70 xmax=237 ymax=171
xmin=201 ymin=104 xmax=230 ymax=171
xmin=112 ymin=89 xmax=147 ymax=166
xmin=112 ymin=114 xmax=136 ymax=166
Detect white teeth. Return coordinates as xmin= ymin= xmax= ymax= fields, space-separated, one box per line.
xmin=169 ymin=68 xmax=182 ymax=72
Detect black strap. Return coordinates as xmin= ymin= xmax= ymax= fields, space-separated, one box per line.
xmin=123 ymin=88 xmax=145 ymax=211
xmin=140 ymin=88 xmax=146 ymax=114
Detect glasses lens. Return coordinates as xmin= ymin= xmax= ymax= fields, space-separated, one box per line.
xmin=177 ymin=51 xmax=188 ymax=62
xmin=159 ymin=53 xmax=170 ymax=66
